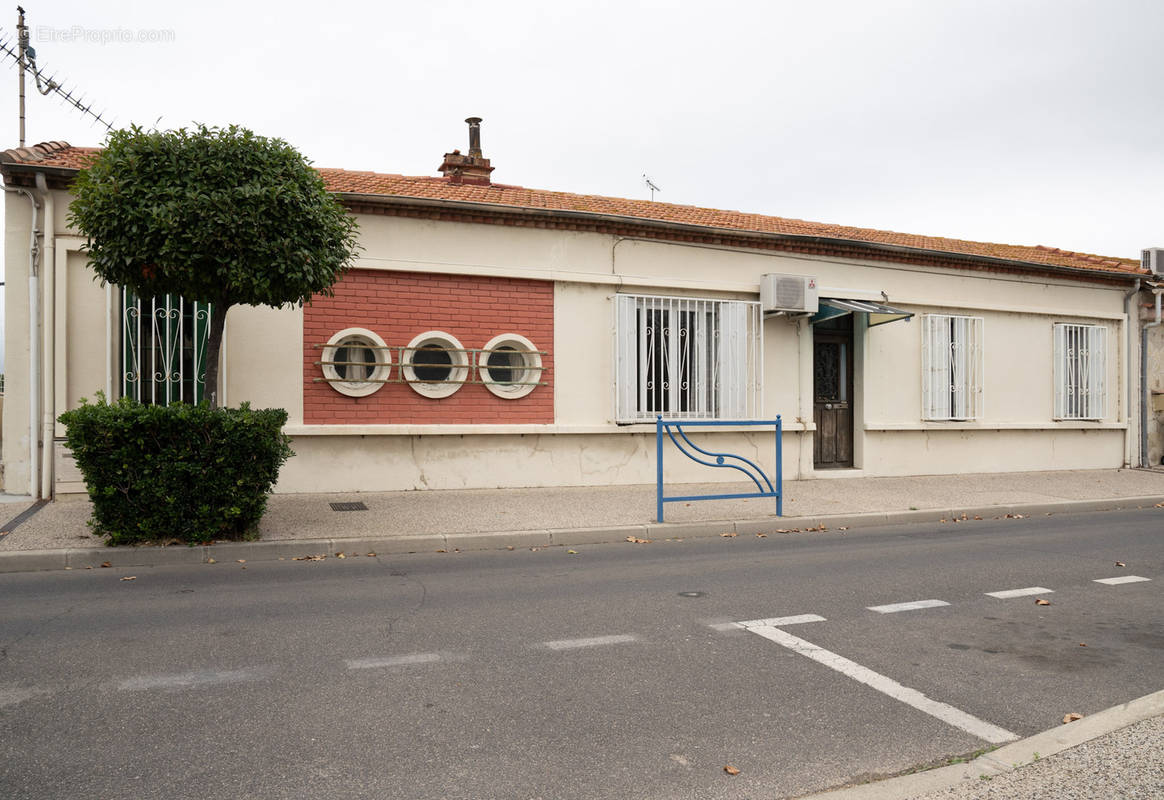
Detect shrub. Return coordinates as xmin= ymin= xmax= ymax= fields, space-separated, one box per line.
xmin=59 ymin=396 xmax=293 ymax=545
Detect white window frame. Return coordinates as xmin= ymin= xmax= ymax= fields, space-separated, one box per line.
xmin=479 ymin=333 xmax=543 ymax=399
xmin=1053 ymin=323 xmax=1106 ymax=420
xmin=321 ymin=327 xmax=391 ymax=398
xmin=401 ymin=331 xmax=470 ymax=399
xmin=922 ymin=314 xmax=983 ymax=421
xmin=615 ymin=293 xmax=761 ymax=422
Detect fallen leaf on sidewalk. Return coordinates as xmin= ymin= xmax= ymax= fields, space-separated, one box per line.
xmin=775 ymin=529 xmax=791 ymax=533
xmin=566 ymin=549 xmax=579 ymax=555
xmin=973 ymin=516 xmax=982 ymax=521
xmin=1115 ymin=561 xmax=1126 ymax=567
xmin=119 ymin=576 xmax=136 ymax=581
xmin=1035 ymin=598 xmax=1051 ymax=606
xmin=366 ymin=552 xmax=376 ymax=557
xmin=435 ymin=549 xmax=447 ymax=553
xmin=723 ymin=765 xmax=741 ymax=776
xmin=755 ymin=533 xmax=768 ymax=538
xmin=293 ymin=554 xmax=326 ymax=561
xmin=100 ymin=561 xmax=112 ymax=568
xmin=838 ymin=526 xmax=849 ymax=531
xmin=336 ymin=553 xmax=346 ymax=559
xmin=625 ymin=536 xmax=652 ymax=544
xmin=720 ymin=533 xmax=737 ymax=538
xmin=1062 ymin=713 xmax=1083 ymax=724
xmin=1079 ymin=643 xmax=1087 ymax=647
xmin=206 ymin=557 xmax=216 ymax=564
xmin=506 ymin=546 xmax=515 ymax=550
xmin=236 ymin=559 xmax=246 ymax=564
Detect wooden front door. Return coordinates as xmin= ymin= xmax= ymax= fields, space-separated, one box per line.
xmin=813 ymin=316 xmax=854 ymax=468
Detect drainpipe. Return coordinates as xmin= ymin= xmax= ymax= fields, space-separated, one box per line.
xmin=1123 ymin=279 xmax=1141 ymax=468
xmin=1142 ymin=287 xmax=1162 ymax=468
xmin=35 ymin=173 xmax=54 ymax=498
xmin=3 ymin=183 xmax=41 ymax=498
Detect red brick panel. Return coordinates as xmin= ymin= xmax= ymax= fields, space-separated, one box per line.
xmin=303 ymin=270 xmax=554 ymax=424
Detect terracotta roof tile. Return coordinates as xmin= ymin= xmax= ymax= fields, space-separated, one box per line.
xmin=2 ymin=142 xmax=1144 ymax=276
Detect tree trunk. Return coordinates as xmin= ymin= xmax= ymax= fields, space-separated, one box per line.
xmin=202 ymin=304 xmax=228 ymax=409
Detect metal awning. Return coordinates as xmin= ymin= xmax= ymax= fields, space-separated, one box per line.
xmin=811 ymin=298 xmax=914 ymax=327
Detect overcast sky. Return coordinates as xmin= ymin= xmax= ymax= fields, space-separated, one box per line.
xmin=1 ymin=0 xmax=1161 ymax=364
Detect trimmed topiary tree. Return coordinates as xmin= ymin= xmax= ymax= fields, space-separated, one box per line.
xmin=68 ymin=124 xmax=360 ymax=407
xmin=60 ymin=397 xmax=293 ymax=545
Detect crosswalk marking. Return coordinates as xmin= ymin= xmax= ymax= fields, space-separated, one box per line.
xmin=867 ymin=599 xmax=950 ymax=614
xmin=985 ymin=587 xmax=1053 ymax=599
xmin=1094 ymin=576 xmax=1151 ymax=585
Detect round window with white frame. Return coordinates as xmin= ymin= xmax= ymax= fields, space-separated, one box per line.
xmin=402 ymin=331 xmax=469 ymax=399
xmin=479 ymin=333 xmax=543 ymax=399
xmin=321 ymin=328 xmax=391 ymax=398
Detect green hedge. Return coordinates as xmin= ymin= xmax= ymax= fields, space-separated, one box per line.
xmin=59 ymin=396 xmax=293 ymax=545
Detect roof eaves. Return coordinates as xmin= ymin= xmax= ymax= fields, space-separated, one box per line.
xmin=338 ymin=192 xmax=1143 ymax=283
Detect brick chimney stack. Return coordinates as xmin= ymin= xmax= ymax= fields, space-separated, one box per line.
xmin=438 ymin=117 xmax=495 ymax=186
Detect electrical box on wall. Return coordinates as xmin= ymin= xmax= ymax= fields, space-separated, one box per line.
xmin=760 ymin=274 xmax=819 ymax=314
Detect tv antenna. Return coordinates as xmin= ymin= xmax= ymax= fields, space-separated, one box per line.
xmin=0 ymin=6 xmax=115 ymax=146
xmin=643 ymin=173 xmax=660 ymax=201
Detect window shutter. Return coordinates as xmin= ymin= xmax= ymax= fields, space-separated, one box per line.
xmin=1053 ymin=323 xmax=1066 ymax=419
xmin=922 ymin=315 xmax=951 ymax=420
xmin=1088 ymin=326 xmax=1106 ymax=419
xmin=615 ymin=295 xmax=638 ymax=422
xmin=717 ymin=301 xmax=749 ymax=418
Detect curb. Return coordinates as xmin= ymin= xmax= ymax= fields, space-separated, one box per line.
xmin=795 ymin=688 xmax=1164 ymax=799
xmin=0 ymin=494 xmax=1162 ymax=574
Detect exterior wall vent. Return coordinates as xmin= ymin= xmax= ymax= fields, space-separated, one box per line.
xmin=760 ymin=274 xmax=819 ymax=314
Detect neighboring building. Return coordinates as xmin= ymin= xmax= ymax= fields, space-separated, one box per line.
xmin=1 ymin=125 xmax=1159 ymax=498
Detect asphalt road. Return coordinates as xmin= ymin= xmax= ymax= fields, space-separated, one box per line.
xmin=1 ymin=509 xmax=1160 ymax=799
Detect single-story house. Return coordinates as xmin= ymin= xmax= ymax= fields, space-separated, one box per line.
xmin=2 ymin=120 xmax=1162 ymax=498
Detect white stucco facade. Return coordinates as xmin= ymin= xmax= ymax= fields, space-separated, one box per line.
xmin=1 ymin=170 xmax=1155 ymax=497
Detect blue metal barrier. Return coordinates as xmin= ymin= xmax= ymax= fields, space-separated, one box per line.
xmin=655 ymin=417 xmax=782 ymax=522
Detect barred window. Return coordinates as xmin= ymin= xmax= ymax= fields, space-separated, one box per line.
xmin=615 ymin=294 xmax=761 ymax=422
xmin=121 ymin=290 xmax=213 ymax=405
xmin=922 ymin=314 xmax=983 ymax=421
xmin=1053 ymin=323 xmax=1106 ymax=420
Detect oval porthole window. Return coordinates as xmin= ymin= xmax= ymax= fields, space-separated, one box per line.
xmin=479 ymin=333 xmax=542 ymax=399
xmin=402 ymin=331 xmax=469 ymax=398
xmin=321 ymin=328 xmax=390 ymax=397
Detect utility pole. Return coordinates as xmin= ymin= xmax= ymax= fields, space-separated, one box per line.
xmin=17 ymin=5 xmax=26 ymax=146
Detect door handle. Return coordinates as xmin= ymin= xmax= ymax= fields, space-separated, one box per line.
xmin=824 ymin=403 xmax=833 ymax=410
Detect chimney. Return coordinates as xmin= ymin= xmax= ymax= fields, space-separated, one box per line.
xmin=438 ymin=116 xmax=495 ymax=186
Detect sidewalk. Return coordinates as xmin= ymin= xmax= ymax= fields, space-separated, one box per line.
xmin=1 ymin=468 xmax=1163 ymax=569
xmin=800 ymin=689 xmax=1164 ymax=799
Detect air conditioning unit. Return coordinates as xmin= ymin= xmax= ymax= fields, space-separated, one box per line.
xmin=760 ymin=274 xmax=819 ymax=314
xmin=1142 ymin=248 xmax=1164 ymax=276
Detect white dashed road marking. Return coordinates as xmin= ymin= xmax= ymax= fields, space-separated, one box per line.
xmin=542 ymin=634 xmax=638 ymax=651
xmin=866 ymin=599 xmax=950 ymax=614
xmin=985 ymin=587 xmax=1054 ymax=599
xmin=1094 ymin=576 xmax=1151 ymax=585
xmin=743 ymin=623 xmax=1018 ymax=744
xmin=346 ymin=653 xmax=444 ymax=669
xmin=119 ymin=667 xmax=269 ymax=691
xmin=737 ymin=614 xmax=827 ymax=628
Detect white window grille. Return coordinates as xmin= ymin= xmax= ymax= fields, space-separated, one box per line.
xmin=121 ymin=289 xmax=213 ymax=405
xmin=1053 ymin=323 xmax=1106 ymax=420
xmin=922 ymin=314 xmax=983 ymax=421
xmin=615 ymin=294 xmax=761 ymax=422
